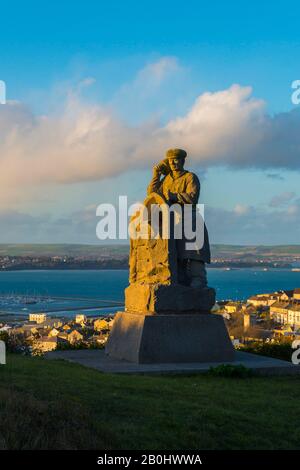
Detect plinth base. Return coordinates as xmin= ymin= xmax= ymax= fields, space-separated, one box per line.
xmin=105 ymin=312 xmax=235 ymax=364
xmin=125 ymin=283 xmax=216 ymax=314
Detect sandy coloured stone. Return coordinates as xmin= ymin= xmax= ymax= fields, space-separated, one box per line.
xmin=105 ymin=148 xmax=235 ymax=364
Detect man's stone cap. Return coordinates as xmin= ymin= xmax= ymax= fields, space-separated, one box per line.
xmin=166 ymin=148 xmax=187 ymax=160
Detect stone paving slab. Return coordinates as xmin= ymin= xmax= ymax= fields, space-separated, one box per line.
xmin=46 ymin=349 xmax=300 ymax=376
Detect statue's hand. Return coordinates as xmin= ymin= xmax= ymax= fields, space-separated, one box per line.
xmin=154 ymin=159 xmax=170 ymax=176
xmin=167 ymin=190 xmax=178 ymax=203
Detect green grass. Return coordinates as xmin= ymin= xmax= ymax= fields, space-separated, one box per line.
xmin=1 ymin=353 xmax=300 ymax=450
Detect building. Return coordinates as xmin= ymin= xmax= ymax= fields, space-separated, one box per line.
xmin=34 ymin=336 xmax=68 ymax=352
xmin=62 ymin=324 xmax=72 ymax=331
xmin=30 ymin=327 xmax=39 ymax=335
xmin=87 ymin=334 xmax=107 ymax=345
xmin=287 ymin=305 xmax=300 ymax=327
xmin=247 ymin=289 xmax=300 ymax=307
xmin=269 ymin=301 xmax=290 ymax=324
xmin=94 ymin=318 xmax=110 ymax=332
xmin=278 ymin=290 xmax=294 ymax=301
xmin=48 ymin=328 xmax=60 ymax=337
xmin=29 ymin=313 xmax=47 ymax=324
xmin=270 ymin=300 xmax=300 ymax=327
xmin=42 ymin=319 xmax=63 ymax=329
xmin=67 ymin=330 xmax=84 ymax=344
xmin=223 ymin=302 xmax=240 ymax=314
xmin=247 ymin=294 xmax=277 ymax=307
xmin=57 ymin=332 xmax=68 ymax=341
xmin=9 ymin=324 xmax=43 ymax=337
xmin=243 ymin=313 xmax=256 ymax=330
xmin=75 ymin=314 xmax=87 ymax=324
xmin=34 ymin=337 xmax=58 ymax=352
xmin=293 ymin=288 xmax=300 ymax=300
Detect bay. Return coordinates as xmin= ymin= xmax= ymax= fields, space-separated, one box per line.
xmin=0 ymin=268 xmax=300 ymax=316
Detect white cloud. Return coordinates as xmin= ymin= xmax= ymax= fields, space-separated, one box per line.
xmin=137 ymin=56 xmax=180 ymax=87
xmin=234 ymin=204 xmax=251 ymax=216
xmin=164 ymin=85 xmax=265 ymax=162
xmin=1 ymin=66 xmax=300 ymax=208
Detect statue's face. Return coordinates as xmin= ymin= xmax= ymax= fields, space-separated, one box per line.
xmin=168 ymin=157 xmax=185 ymax=172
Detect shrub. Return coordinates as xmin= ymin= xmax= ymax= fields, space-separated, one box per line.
xmin=239 ymin=341 xmax=293 ymax=362
xmin=0 ymin=332 xmax=31 ymax=355
xmin=207 ymin=364 xmax=254 ymax=378
xmin=56 ymin=340 xmax=105 ymax=351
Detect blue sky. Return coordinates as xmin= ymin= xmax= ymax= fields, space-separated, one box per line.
xmin=0 ymin=0 xmax=300 ymax=244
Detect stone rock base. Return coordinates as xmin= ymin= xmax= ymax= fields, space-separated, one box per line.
xmin=105 ymin=312 xmax=235 ymax=364
xmin=125 ymin=283 xmax=216 ymax=314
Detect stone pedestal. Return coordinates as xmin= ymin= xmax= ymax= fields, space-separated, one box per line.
xmin=106 ymin=190 xmax=234 ymax=365
xmin=125 ymin=283 xmax=216 ymax=314
xmin=105 ymin=312 xmax=235 ymax=364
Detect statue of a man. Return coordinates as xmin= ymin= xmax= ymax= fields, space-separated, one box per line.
xmin=147 ymin=148 xmax=211 ymax=288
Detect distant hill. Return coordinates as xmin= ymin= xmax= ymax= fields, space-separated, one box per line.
xmin=211 ymin=245 xmax=300 ymax=258
xmin=0 ymin=243 xmax=300 ymax=258
xmin=0 ymin=244 xmax=129 ymax=257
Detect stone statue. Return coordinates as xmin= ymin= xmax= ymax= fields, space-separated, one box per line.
xmin=125 ymin=147 xmax=215 ymax=314
xmin=147 ymin=148 xmax=211 ymax=288
xmin=106 ymin=148 xmax=235 ymax=364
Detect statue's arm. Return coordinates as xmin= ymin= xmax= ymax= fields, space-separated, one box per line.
xmin=147 ymin=166 xmax=163 ymax=195
xmin=129 ymin=238 xmax=137 ymax=284
xmin=176 ymin=173 xmax=200 ymax=204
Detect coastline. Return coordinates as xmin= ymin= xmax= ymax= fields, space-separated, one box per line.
xmin=0 ymin=265 xmax=295 ymax=272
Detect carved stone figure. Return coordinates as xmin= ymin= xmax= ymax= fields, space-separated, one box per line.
xmin=105 ymin=148 xmax=235 ymax=364
xmin=126 ymin=148 xmax=215 ymax=314
xmin=147 ymin=148 xmax=211 ymax=288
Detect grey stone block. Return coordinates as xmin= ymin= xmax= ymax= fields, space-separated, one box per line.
xmin=105 ymin=312 xmax=235 ymax=364
xmin=125 ymin=283 xmax=216 ymax=314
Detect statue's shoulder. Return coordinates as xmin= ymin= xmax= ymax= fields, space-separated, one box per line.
xmin=185 ymin=171 xmax=200 ymax=184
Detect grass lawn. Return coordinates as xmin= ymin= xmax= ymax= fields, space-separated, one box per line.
xmin=0 ymin=353 xmax=300 ymax=450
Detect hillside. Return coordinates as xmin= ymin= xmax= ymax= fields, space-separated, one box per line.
xmin=0 ymin=244 xmax=129 ymax=257
xmin=1 ymin=354 xmax=300 ymax=450
xmin=1 ymin=243 xmax=300 ymax=258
